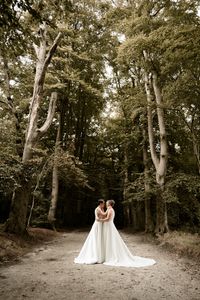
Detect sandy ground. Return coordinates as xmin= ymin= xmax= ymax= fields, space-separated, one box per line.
xmin=0 ymin=230 xmax=199 ymax=300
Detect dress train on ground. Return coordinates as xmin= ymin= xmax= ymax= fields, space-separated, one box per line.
xmin=74 ymin=208 xmax=156 ymax=267
xmin=103 ymin=210 xmax=156 ymax=267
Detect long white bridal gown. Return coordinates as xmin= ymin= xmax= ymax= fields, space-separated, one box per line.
xmin=74 ymin=207 xmax=104 ymax=264
xmin=103 ymin=208 xmax=156 ymax=267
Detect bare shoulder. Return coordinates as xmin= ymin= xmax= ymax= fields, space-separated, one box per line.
xmin=108 ymin=208 xmax=113 ymax=215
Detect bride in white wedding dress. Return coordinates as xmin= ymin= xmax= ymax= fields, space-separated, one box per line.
xmin=74 ymin=199 xmax=156 ymax=268
xmin=74 ymin=199 xmax=106 ymax=264
xmin=102 ymin=200 xmax=156 ymax=267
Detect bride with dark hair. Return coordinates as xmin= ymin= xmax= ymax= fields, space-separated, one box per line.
xmin=74 ymin=199 xmax=156 ymax=268
xmin=74 ymin=199 xmax=106 ymax=264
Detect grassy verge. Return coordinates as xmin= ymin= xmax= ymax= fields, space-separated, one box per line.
xmin=157 ymin=231 xmax=200 ymax=261
xmin=0 ymin=227 xmax=60 ymax=265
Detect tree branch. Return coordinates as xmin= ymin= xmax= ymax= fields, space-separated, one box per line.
xmin=43 ymin=32 xmax=62 ymax=71
xmin=144 ymin=71 xmax=159 ymax=170
xmin=33 ymin=43 xmax=39 ymax=58
xmin=37 ymin=92 xmax=57 ymax=138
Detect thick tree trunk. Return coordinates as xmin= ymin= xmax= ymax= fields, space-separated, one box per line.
xmin=156 ymin=180 xmax=168 ymax=234
xmin=152 ymin=71 xmax=169 ymax=234
xmin=5 ymin=24 xmax=61 ymax=235
xmin=5 ymin=173 xmax=31 ymax=234
xmin=5 ymin=92 xmax=57 ymax=235
xmin=23 ymin=25 xmax=61 ymax=162
xmin=144 ymin=65 xmax=169 ymax=234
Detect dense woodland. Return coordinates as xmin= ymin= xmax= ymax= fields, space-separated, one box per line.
xmin=0 ymin=0 xmax=200 ymax=236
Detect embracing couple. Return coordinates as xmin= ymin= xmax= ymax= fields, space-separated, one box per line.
xmin=74 ymin=199 xmax=156 ymax=268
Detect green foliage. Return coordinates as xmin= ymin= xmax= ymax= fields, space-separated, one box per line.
xmin=164 ymin=173 xmax=200 ymax=231
xmin=0 ymin=153 xmax=22 ymax=195
xmin=50 ymin=148 xmax=89 ymax=188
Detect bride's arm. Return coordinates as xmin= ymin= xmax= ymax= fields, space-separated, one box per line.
xmin=95 ymin=208 xmax=101 ymax=221
xmin=100 ymin=209 xmax=112 ymax=222
xmin=95 ymin=208 xmax=100 ymax=221
xmin=98 ymin=209 xmax=107 ymax=217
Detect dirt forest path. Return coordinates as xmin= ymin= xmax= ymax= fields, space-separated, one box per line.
xmin=0 ymin=230 xmax=199 ymax=300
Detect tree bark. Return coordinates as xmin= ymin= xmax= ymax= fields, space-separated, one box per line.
xmin=144 ymin=66 xmax=169 ymax=234
xmin=48 ymin=113 xmax=61 ymax=229
xmin=23 ymin=24 xmax=61 ymax=163
xmin=152 ymin=71 xmax=169 ymax=233
xmin=4 ymin=171 xmax=31 ymax=235
xmin=5 ymin=24 xmax=61 ymax=235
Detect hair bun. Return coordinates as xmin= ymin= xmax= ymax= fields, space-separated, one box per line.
xmin=108 ymin=199 xmax=115 ymax=207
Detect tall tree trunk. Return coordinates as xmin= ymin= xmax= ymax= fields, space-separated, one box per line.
xmin=27 ymin=159 xmax=49 ymax=228
xmin=23 ymin=25 xmax=61 ymax=162
xmin=152 ymin=71 xmax=169 ymax=233
xmin=48 ymin=113 xmax=61 ymax=229
xmin=143 ymin=127 xmax=154 ymax=232
xmin=144 ymin=65 xmax=169 ymax=234
xmin=5 ymin=24 xmax=61 ymax=235
xmin=5 ymin=174 xmax=31 ymax=234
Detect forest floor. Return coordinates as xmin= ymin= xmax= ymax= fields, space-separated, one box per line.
xmin=0 ymin=228 xmax=200 ymax=300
